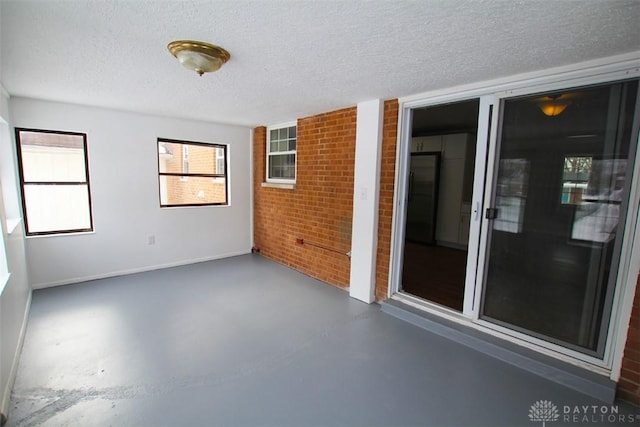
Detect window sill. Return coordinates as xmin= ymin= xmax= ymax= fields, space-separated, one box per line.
xmin=26 ymin=230 xmax=95 ymax=239
xmin=160 ymin=204 xmax=230 ymax=209
xmin=261 ymin=182 xmax=296 ymax=190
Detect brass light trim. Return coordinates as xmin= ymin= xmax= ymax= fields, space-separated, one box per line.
xmin=167 ymin=40 xmax=230 ymax=76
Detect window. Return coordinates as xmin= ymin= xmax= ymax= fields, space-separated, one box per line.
xmin=267 ymin=123 xmax=296 ymax=182
xmin=570 ymin=158 xmax=626 ymax=243
xmin=15 ymin=128 xmax=93 ymax=236
xmin=562 ymin=156 xmax=591 ymax=205
xmin=157 ymin=138 xmax=228 ymax=207
xmin=493 ymin=158 xmax=529 ymax=234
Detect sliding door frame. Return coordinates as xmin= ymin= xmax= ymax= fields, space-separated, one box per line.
xmin=389 ymin=93 xmax=488 ymax=319
xmin=388 ymin=53 xmax=640 ymax=377
xmin=473 ymin=78 xmax=640 ymax=369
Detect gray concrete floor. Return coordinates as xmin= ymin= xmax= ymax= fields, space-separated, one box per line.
xmin=8 ymin=254 xmax=640 ymax=426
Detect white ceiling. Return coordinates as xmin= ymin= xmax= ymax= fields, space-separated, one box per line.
xmin=1 ymin=0 xmax=639 ymax=128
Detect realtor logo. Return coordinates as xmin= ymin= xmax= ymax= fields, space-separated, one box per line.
xmin=529 ymin=400 xmax=560 ymax=426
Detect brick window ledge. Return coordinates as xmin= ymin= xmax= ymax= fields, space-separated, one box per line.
xmin=261 ymin=182 xmax=296 ymax=190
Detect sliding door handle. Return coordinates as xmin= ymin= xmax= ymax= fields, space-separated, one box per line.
xmin=473 ymin=202 xmax=480 ymax=221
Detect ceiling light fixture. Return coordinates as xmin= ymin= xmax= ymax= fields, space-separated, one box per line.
xmin=535 ymin=94 xmax=572 ymax=117
xmin=167 ymin=40 xmax=230 ymax=76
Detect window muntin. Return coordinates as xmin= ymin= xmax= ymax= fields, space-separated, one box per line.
xmin=15 ymin=129 xmax=93 ymax=236
xmin=157 ymin=139 xmax=228 ymax=207
xmin=267 ymin=123 xmax=296 ymax=182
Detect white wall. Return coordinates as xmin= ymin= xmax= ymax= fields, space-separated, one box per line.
xmin=0 ymin=88 xmax=32 ymax=421
xmin=10 ymin=97 xmax=253 ymax=287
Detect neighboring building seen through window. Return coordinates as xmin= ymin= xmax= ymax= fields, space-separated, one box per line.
xmin=157 ymin=139 xmax=228 ymax=207
xmin=182 ymin=144 xmax=189 ymax=174
xmin=570 ymin=158 xmax=626 ymax=243
xmin=15 ymin=128 xmax=93 ymax=236
xmin=267 ymin=123 xmax=296 ymax=182
xmin=562 ymin=156 xmax=592 ymax=205
xmin=493 ymin=158 xmax=529 ymax=234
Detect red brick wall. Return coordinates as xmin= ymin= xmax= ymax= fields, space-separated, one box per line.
xmin=375 ymin=99 xmax=399 ymax=301
xmin=253 ymin=101 xmax=398 ymax=296
xmin=618 ymin=274 xmax=640 ymax=405
xmin=253 ymin=107 xmax=357 ymax=288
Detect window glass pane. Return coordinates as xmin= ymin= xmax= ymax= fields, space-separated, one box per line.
xmin=278 ymin=127 xmax=288 ymax=140
xmin=19 ymin=132 xmax=86 ymax=182
xmin=270 ymin=129 xmax=278 ymax=141
xmin=159 ymin=142 xmax=180 ymax=173
xmin=159 ymin=176 xmax=226 ymax=206
xmin=289 ymin=138 xmax=297 ymax=151
xmin=158 ymin=142 xmax=173 ymax=156
xmin=24 ymin=184 xmax=91 ymax=233
xmin=278 ymin=140 xmax=289 ymax=152
xmin=289 ymin=126 xmax=296 ymax=138
xmin=158 ymin=142 xmax=221 ymax=175
xmin=268 ymin=154 xmax=295 ymax=179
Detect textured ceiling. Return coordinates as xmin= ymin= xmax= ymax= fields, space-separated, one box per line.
xmin=1 ymin=0 xmax=639 ymax=127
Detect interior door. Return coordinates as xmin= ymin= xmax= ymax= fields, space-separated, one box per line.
xmin=478 ymin=79 xmax=639 ymax=357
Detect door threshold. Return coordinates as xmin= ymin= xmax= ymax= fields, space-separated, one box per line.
xmin=380 ymin=297 xmax=617 ymax=404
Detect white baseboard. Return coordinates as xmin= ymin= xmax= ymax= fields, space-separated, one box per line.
xmin=1 ymin=289 xmax=32 ymax=419
xmin=30 ymin=250 xmax=252 ymax=290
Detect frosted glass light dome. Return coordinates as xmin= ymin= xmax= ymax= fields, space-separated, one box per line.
xmin=167 ymin=40 xmax=230 ymax=76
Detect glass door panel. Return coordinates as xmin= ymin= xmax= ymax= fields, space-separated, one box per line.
xmin=401 ymin=100 xmax=479 ymax=312
xmin=480 ymin=80 xmax=638 ymax=356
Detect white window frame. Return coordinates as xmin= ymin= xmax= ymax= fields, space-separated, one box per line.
xmin=266 ymin=122 xmax=297 ymax=184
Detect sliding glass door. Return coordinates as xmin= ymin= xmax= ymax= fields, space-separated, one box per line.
xmin=392 ymin=72 xmax=639 ymax=364
xmin=479 ymin=80 xmax=639 ymax=357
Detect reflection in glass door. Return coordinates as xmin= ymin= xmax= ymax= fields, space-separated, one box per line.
xmin=480 ymin=80 xmax=639 ymax=357
xmin=405 ymin=153 xmax=440 ymax=245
